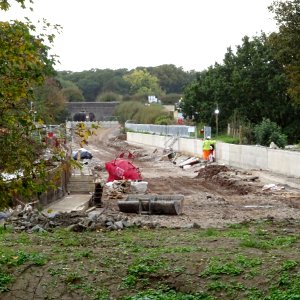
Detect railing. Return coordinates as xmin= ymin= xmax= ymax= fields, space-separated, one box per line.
xmin=125 ymin=123 xmax=196 ymax=138
xmin=66 ymin=121 xmax=119 ymax=129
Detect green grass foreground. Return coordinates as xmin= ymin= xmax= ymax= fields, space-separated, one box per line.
xmin=0 ymin=220 xmax=299 ymax=299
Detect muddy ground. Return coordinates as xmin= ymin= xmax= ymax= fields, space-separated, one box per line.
xmin=85 ymin=126 xmax=300 ymax=229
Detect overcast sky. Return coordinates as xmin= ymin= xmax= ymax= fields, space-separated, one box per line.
xmin=1 ymin=0 xmax=278 ymax=72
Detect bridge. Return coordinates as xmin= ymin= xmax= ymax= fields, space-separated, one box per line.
xmin=66 ymin=102 xmax=119 ymax=121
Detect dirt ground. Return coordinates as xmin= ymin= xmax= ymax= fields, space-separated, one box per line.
xmin=1 ymin=126 xmax=300 ymax=300
xmin=85 ymin=126 xmax=300 ymax=228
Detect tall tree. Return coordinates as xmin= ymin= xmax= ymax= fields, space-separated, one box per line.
xmin=269 ymin=0 xmax=300 ymax=104
xmin=0 ymin=2 xmax=59 ymax=206
xmin=147 ymin=64 xmax=194 ymax=94
xmin=182 ymin=33 xmax=300 ymax=142
xmin=34 ymin=78 xmax=67 ymax=123
xmin=123 ymin=69 xmax=163 ymax=97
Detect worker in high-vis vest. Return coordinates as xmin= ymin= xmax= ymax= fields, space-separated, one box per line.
xmin=202 ymin=136 xmax=216 ymax=161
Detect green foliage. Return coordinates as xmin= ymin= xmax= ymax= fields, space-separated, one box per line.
xmin=147 ymin=64 xmax=196 ymax=94
xmin=0 ymin=3 xmax=63 ymax=207
xmin=34 ymin=77 xmax=67 ymax=124
xmin=123 ymin=69 xmax=163 ymax=96
xmin=182 ymin=32 xmax=300 ymax=143
xmin=0 ymin=271 xmax=12 ymax=292
xmin=0 ymin=221 xmax=299 ymax=299
xmin=254 ymin=118 xmax=288 ymax=148
xmin=215 ymin=135 xmax=240 ymax=144
xmin=160 ymin=93 xmax=183 ymax=104
xmin=268 ymin=0 xmax=300 ymax=105
xmin=62 ymin=86 xmax=84 ymax=102
xmin=116 ymin=101 xmax=170 ymax=125
xmin=96 ymin=91 xmax=122 ymax=102
xmin=74 ymin=122 xmax=99 ymax=147
xmin=115 ymin=101 xmax=145 ymax=125
xmin=134 ymin=104 xmax=170 ymax=124
xmin=200 ymin=257 xmax=243 ymax=277
xmin=0 ymin=0 xmax=27 ymax=11
xmin=155 ymin=114 xmax=173 ymax=125
xmin=123 ymin=288 xmax=214 ymax=300
xmin=57 ymin=66 xmax=194 ymax=104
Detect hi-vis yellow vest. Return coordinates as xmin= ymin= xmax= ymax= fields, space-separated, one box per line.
xmin=202 ymin=139 xmax=216 ymax=150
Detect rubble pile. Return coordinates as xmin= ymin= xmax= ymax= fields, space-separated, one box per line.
xmin=104 ymin=180 xmax=132 ymax=199
xmin=0 ymin=207 xmax=163 ymax=233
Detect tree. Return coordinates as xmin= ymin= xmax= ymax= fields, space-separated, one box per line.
xmin=115 ymin=101 xmax=145 ymax=125
xmin=147 ymin=64 xmax=194 ymax=94
xmin=96 ymin=92 xmax=122 ymax=102
xmin=269 ymin=0 xmax=300 ymax=105
xmin=62 ymin=87 xmax=84 ymax=102
xmin=123 ymin=69 xmax=163 ymax=97
xmin=0 ymin=0 xmax=27 ymax=10
xmin=182 ymin=33 xmax=300 ymax=142
xmin=34 ymin=77 xmax=67 ymax=123
xmin=0 ymin=2 xmax=59 ymax=207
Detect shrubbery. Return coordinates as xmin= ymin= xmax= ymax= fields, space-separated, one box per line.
xmin=254 ymin=118 xmax=287 ymax=148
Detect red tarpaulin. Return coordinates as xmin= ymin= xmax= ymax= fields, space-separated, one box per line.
xmin=105 ymin=152 xmax=142 ymax=182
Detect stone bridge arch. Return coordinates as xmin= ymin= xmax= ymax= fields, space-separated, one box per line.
xmin=66 ymin=102 xmax=119 ymax=121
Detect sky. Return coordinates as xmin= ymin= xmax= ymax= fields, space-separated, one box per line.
xmin=1 ymin=0 xmax=278 ymax=72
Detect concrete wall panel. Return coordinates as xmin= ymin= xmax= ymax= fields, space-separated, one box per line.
xmin=127 ymin=132 xmax=300 ymax=178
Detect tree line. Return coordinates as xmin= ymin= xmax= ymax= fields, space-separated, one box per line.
xmin=181 ymin=0 xmax=300 ymax=144
xmin=56 ymin=65 xmax=196 ymax=104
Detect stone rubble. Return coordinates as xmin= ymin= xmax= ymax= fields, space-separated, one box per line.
xmin=0 ymin=205 xmax=198 ymax=233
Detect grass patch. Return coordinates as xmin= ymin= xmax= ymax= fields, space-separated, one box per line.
xmin=0 ymin=221 xmax=299 ymax=299
xmin=216 ymin=135 xmax=240 ymax=144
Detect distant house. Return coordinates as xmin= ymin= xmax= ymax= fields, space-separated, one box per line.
xmin=148 ymin=95 xmax=161 ymax=104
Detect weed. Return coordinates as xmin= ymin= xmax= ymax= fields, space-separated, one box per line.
xmin=235 ymin=255 xmax=262 ymax=268
xmin=64 ymin=271 xmax=82 ymax=284
xmin=16 ymin=233 xmax=30 ymax=245
xmin=30 ymin=252 xmax=48 ymax=266
xmin=122 ymin=288 xmax=215 ymax=299
xmin=48 ymin=267 xmax=65 ymax=276
xmin=208 ymin=280 xmax=245 ymax=292
xmin=200 ymin=257 xmax=243 ymax=277
xmin=0 ymin=270 xmax=13 ymax=292
xmin=245 ymin=287 xmax=264 ymax=299
xmin=94 ymin=287 xmax=110 ymax=300
xmin=74 ymin=250 xmax=92 ymax=259
xmin=240 ymin=238 xmax=270 ymax=249
xmin=122 ymin=255 xmax=167 ymax=288
xmin=200 ymin=228 xmax=220 ymax=237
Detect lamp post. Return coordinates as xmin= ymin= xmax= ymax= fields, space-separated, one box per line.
xmin=214 ymin=108 xmax=219 ymax=137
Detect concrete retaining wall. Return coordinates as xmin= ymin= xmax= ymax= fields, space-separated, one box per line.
xmin=127 ymin=132 xmax=202 ymax=157
xmin=127 ymin=132 xmax=300 ymax=178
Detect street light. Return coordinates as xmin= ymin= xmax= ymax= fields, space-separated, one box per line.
xmin=214 ymin=108 xmax=219 ymax=137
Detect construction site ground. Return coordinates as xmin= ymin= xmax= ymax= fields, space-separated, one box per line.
xmin=2 ymin=125 xmax=300 ymax=300
xmin=83 ymin=126 xmax=300 ymax=228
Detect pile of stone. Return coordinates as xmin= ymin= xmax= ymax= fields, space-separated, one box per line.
xmin=0 ymin=206 xmax=162 ymax=233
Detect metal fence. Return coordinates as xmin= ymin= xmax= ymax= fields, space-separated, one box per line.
xmin=66 ymin=121 xmax=119 ymax=129
xmin=125 ymin=123 xmax=196 ymax=138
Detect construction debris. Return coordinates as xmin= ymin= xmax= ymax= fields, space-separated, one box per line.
xmin=118 ymin=194 xmax=184 ymax=215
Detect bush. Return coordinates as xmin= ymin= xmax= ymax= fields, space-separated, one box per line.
xmin=254 ymin=119 xmax=287 ymax=148
xmin=96 ymin=92 xmax=122 ymax=102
